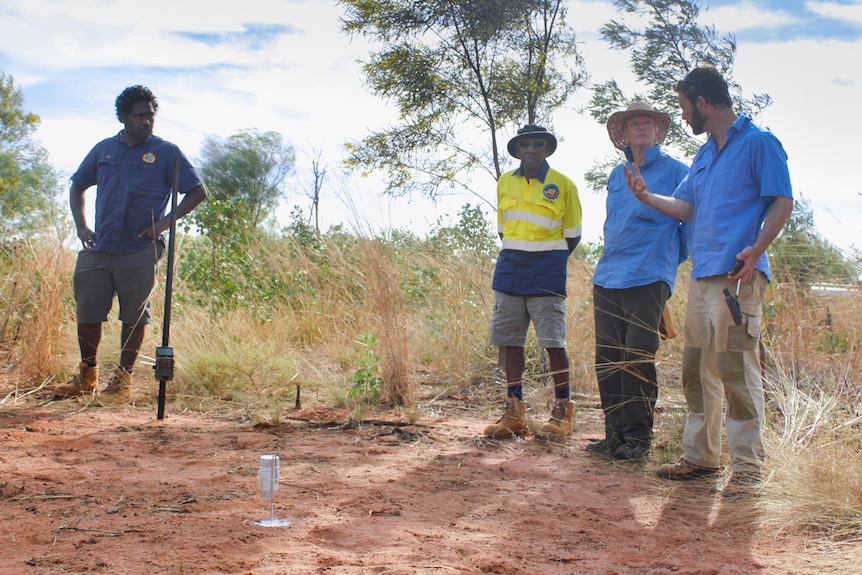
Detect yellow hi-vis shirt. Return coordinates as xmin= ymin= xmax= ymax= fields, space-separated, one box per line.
xmin=492 ymin=162 xmax=582 ymax=297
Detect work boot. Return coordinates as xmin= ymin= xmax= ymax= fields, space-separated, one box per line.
xmin=540 ymin=399 xmax=575 ymax=437
xmin=613 ymin=438 xmax=651 ymax=460
xmin=721 ymin=470 xmax=763 ymax=498
xmin=101 ymin=366 xmax=132 ymax=403
xmin=54 ymin=362 xmax=98 ymax=398
xmin=656 ymin=458 xmax=719 ymax=480
xmin=484 ymin=397 xmax=529 ymax=439
xmin=586 ymin=437 xmax=621 ymax=455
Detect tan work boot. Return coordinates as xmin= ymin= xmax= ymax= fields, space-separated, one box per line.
xmin=54 ymin=362 xmax=98 ymax=398
xmin=540 ymin=399 xmax=575 ymax=437
xmin=484 ymin=397 xmax=528 ymax=439
xmin=101 ymin=367 xmax=132 ymax=403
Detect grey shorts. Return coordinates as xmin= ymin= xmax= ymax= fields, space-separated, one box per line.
xmin=73 ymin=241 xmax=164 ymax=326
xmin=489 ymin=291 xmax=567 ymax=348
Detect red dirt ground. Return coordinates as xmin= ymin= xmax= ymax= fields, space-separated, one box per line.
xmin=1 ymin=385 xmax=859 ymax=575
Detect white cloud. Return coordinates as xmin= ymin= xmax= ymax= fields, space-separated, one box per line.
xmin=706 ymin=1 xmax=799 ymax=31
xmin=4 ymin=0 xmax=862 ymax=250
xmin=568 ymin=0 xmax=619 ymax=40
xmin=732 ymin=37 xmax=862 ymax=251
xmin=807 ymin=0 xmax=862 ymax=23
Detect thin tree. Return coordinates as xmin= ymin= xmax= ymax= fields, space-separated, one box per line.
xmin=339 ymin=0 xmax=586 ymax=201
xmin=584 ymin=0 xmax=772 ymax=190
xmin=299 ymin=146 xmax=327 ymax=235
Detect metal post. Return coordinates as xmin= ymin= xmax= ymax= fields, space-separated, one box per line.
xmin=156 ymin=157 xmax=180 ymax=420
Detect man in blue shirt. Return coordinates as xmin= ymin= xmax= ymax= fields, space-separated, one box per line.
xmin=485 ymin=125 xmax=582 ymax=440
xmin=54 ymin=85 xmax=207 ymax=403
xmin=626 ymin=66 xmax=792 ymax=494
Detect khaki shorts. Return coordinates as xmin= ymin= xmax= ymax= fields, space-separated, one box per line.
xmin=73 ymin=241 xmax=164 ymax=327
xmin=489 ymin=290 xmax=567 ymax=348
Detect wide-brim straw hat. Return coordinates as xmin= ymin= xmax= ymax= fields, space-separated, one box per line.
xmin=507 ymin=124 xmax=557 ymax=158
xmin=606 ymin=102 xmax=671 ymax=150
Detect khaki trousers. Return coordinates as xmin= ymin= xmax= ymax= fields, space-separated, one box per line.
xmin=680 ymin=272 xmax=768 ymax=472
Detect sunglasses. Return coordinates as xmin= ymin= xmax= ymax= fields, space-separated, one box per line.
xmin=517 ymin=139 xmax=547 ymax=149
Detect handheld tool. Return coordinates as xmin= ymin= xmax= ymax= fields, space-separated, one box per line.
xmin=723 ymin=260 xmax=744 ymax=325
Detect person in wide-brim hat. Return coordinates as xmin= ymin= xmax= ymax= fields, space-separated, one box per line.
xmin=587 ymin=99 xmax=690 ymax=462
xmin=507 ymin=124 xmax=557 ymax=158
xmin=606 ymin=102 xmax=671 ymax=151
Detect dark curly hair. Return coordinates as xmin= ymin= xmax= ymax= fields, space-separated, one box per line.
xmin=115 ymin=85 xmax=158 ymax=121
xmin=673 ymin=65 xmax=733 ymax=109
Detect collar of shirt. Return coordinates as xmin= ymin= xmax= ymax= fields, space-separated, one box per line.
xmin=115 ymin=130 xmax=154 ymax=148
xmin=512 ymin=160 xmax=550 ymax=182
xmin=708 ymin=114 xmax=751 ymax=151
xmin=623 ymin=144 xmax=663 ymax=165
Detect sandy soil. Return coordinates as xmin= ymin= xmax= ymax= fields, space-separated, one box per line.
xmin=0 ymin=382 xmax=859 ymax=575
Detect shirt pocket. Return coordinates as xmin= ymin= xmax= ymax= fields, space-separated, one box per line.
xmin=530 ymin=185 xmax=566 ymax=220
xmin=499 ymin=194 xmax=520 ymax=212
xmin=96 ymin=153 xmax=120 ymax=179
xmin=131 ymin=157 xmax=170 ymax=196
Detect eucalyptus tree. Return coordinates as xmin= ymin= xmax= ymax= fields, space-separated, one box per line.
xmin=585 ymin=0 xmax=772 ymax=190
xmin=0 ymin=72 xmax=64 ymax=240
xmin=196 ymin=129 xmax=296 ymax=237
xmin=186 ymin=129 xmax=295 ymax=299
xmin=339 ymin=0 xmax=586 ymax=202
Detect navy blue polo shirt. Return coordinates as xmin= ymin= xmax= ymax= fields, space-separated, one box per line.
xmin=72 ymin=132 xmax=203 ymax=254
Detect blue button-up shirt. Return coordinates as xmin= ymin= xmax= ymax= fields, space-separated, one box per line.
xmin=593 ymin=145 xmax=690 ymax=293
xmin=72 ymin=132 xmax=204 ymax=254
xmin=674 ymin=115 xmax=792 ymax=281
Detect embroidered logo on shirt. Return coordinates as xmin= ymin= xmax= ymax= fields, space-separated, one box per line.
xmin=543 ymin=183 xmax=560 ymax=200
xmin=142 ymin=152 xmax=156 ymax=164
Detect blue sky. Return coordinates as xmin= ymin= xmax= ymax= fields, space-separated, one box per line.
xmin=1 ymin=0 xmax=860 ymax=252
xmin=707 ymin=0 xmax=862 ymax=40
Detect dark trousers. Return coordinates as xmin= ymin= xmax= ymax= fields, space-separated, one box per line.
xmin=593 ymin=282 xmax=669 ymax=444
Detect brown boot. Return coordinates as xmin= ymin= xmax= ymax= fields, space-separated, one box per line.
xmin=101 ymin=367 xmax=132 ymax=403
xmin=484 ymin=397 xmax=528 ymax=438
xmin=656 ymin=458 xmax=719 ymax=480
xmin=540 ymin=399 xmax=575 ymax=437
xmin=54 ymin=362 xmax=98 ymax=398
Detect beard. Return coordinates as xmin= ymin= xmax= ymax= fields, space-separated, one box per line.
xmin=688 ymin=106 xmax=707 ymax=135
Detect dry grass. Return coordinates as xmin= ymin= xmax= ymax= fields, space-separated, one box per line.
xmin=358 ymin=238 xmax=412 ymax=406
xmin=0 ymin=238 xmax=75 ymax=386
xmin=1 ymin=234 xmax=861 ymax=542
xmin=758 ymin=284 xmax=862 ymax=542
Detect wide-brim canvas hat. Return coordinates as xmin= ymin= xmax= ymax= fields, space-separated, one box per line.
xmin=507 ymin=124 xmax=557 ymax=158
xmin=606 ymin=102 xmax=671 ymax=150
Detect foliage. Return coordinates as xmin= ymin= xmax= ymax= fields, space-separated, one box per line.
xmin=0 ymin=72 xmax=65 ymax=240
xmin=585 ymin=0 xmax=772 ymax=190
xmin=769 ymin=197 xmax=859 ymax=287
xmin=575 ymin=239 xmax=604 ymax=266
xmin=347 ymin=331 xmax=383 ymax=404
xmin=282 ymin=205 xmax=325 ymax=254
xmin=339 ymin=0 xmax=586 ymax=199
xmin=196 ymin=129 xmax=296 ymax=235
xmin=427 ymin=203 xmax=498 ymax=260
xmin=188 ymin=130 xmax=296 ymax=302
